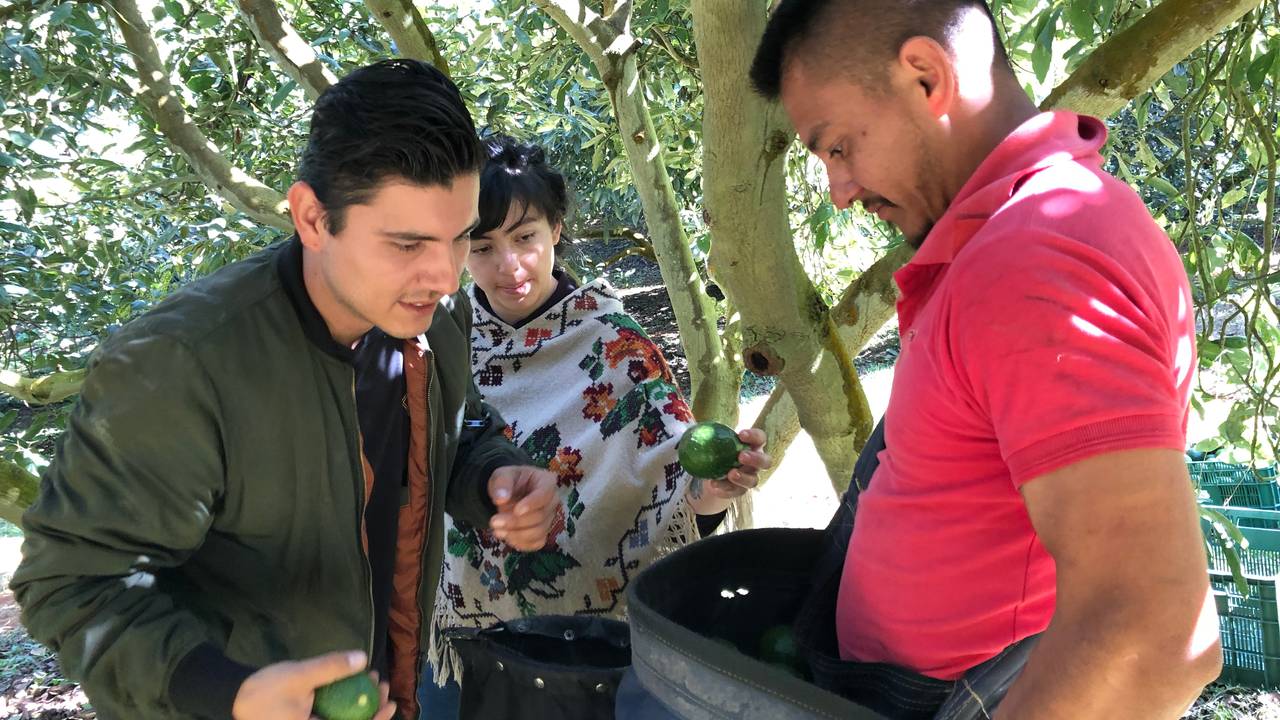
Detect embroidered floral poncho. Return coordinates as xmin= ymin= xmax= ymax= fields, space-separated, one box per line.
xmin=429 ymin=278 xmax=699 ymax=679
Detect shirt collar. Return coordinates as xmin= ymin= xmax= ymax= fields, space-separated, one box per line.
xmin=908 ymin=111 xmax=1107 ymax=268
xmin=276 ymin=236 xmax=359 ymax=363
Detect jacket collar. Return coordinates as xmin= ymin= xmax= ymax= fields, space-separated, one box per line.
xmin=276 ymin=236 xmax=358 ymax=363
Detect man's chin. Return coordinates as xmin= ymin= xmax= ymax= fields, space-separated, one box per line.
xmin=901 ymin=220 xmax=935 ymax=249
xmin=381 ymin=319 xmax=435 ymax=340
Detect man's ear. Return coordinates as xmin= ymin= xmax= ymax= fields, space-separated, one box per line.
xmin=898 ymin=36 xmax=956 ymax=119
xmin=551 ymin=221 xmax=563 ymax=246
xmin=288 ymin=181 xmax=329 ymax=250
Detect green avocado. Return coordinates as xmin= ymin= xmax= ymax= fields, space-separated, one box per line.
xmin=678 ymin=422 xmax=748 ymax=479
xmin=313 ymin=672 xmax=379 ymax=720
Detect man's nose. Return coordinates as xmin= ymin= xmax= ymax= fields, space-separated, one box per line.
xmin=826 ymin=166 xmax=863 ymax=211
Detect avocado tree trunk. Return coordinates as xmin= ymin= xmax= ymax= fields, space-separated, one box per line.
xmin=531 ymin=0 xmax=742 ymax=425
xmin=690 ymin=0 xmax=872 ymax=490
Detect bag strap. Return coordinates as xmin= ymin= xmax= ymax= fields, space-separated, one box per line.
xmin=848 ymin=416 xmax=887 ymax=500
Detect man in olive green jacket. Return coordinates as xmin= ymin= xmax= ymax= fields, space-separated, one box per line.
xmin=11 ymin=60 xmax=560 ymax=720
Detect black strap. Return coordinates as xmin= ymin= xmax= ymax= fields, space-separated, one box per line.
xmin=851 ymin=417 xmax=887 ymax=495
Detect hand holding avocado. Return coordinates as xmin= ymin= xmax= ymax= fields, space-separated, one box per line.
xmin=678 ymin=422 xmax=772 ymax=499
xmin=231 ymin=650 xmax=395 ymax=720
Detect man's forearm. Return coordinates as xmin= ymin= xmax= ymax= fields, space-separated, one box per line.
xmin=995 ymin=603 xmax=1221 ymax=719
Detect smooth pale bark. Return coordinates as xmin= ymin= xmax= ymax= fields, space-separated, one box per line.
xmin=236 ymin=0 xmax=337 ymax=101
xmin=752 ymin=245 xmax=912 ymax=488
xmin=0 ymin=460 xmax=38 ymax=527
xmin=692 ymin=0 xmax=871 ymax=489
xmin=1043 ymin=0 xmax=1263 ymax=117
xmin=532 ymin=0 xmax=741 ymax=424
xmin=0 ymin=368 xmax=87 ymax=405
xmin=107 ymin=0 xmax=292 ymax=230
xmin=363 ymin=0 xmax=451 ymax=76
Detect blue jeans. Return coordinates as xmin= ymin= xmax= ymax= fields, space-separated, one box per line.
xmin=417 ymin=662 xmax=461 ymax=720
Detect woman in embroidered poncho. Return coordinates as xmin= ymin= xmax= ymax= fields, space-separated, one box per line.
xmin=419 ymin=137 xmax=770 ymax=717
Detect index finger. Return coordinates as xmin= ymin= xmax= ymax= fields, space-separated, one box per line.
xmin=292 ymin=650 xmax=367 ymax=688
xmin=514 ymin=477 xmax=558 ymax=516
xmin=738 ymin=428 xmax=767 ymax=449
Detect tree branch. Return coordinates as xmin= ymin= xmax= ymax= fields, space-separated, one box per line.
xmin=0 ymin=458 xmax=39 ymax=528
xmin=532 ymin=0 xmax=612 ymax=69
xmin=751 ymin=244 xmax=913 ymax=487
xmin=651 ymin=28 xmax=697 ymax=72
xmin=237 ymin=0 xmax=336 ymax=101
xmin=363 ymin=0 xmax=451 ymax=76
xmin=105 ymin=0 xmax=292 ymax=230
xmin=693 ymin=0 xmax=869 ymax=486
xmin=535 ymin=0 xmax=741 ymax=423
xmin=1044 ymin=0 xmax=1263 ymax=117
xmin=0 ymin=368 xmax=87 ymax=405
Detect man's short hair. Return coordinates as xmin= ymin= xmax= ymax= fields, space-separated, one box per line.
xmin=297 ymin=59 xmax=483 ymax=233
xmin=750 ymin=0 xmax=1011 ymax=99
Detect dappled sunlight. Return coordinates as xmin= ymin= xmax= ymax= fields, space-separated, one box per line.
xmin=951 ymin=5 xmax=998 ymax=105
xmin=1032 ymin=162 xmax=1105 ymax=218
xmin=1176 ymin=290 xmax=1194 ymax=393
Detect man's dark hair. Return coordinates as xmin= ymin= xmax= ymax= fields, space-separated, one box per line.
xmin=298 ymin=59 xmax=483 ymax=233
xmin=475 ymin=135 xmax=572 ymax=246
xmin=750 ymin=0 xmax=1011 ymax=99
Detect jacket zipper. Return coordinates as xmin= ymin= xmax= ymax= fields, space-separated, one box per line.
xmin=352 ymin=375 xmax=376 ymax=661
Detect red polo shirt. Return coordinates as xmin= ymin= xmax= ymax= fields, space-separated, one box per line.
xmin=835 ymin=112 xmax=1196 ymax=679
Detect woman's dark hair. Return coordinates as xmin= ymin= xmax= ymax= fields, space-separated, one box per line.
xmin=297 ymin=59 xmax=483 ymax=234
xmin=475 ymin=135 xmax=572 ymax=248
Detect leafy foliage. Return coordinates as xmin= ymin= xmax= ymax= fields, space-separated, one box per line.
xmin=0 ymin=0 xmax=1277 ymax=482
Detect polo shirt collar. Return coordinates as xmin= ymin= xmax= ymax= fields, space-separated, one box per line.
xmin=908 ymin=111 xmax=1108 ymax=268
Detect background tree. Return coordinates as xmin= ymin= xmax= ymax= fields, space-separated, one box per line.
xmin=1 ymin=0 xmax=1277 ymax=527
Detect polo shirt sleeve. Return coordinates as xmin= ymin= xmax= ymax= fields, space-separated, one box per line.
xmin=949 ymin=230 xmax=1192 ymax=487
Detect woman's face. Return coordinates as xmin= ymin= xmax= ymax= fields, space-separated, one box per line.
xmin=467 ymin=202 xmax=562 ymax=325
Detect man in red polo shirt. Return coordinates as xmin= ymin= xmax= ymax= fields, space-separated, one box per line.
xmin=751 ymin=1 xmax=1222 ymax=718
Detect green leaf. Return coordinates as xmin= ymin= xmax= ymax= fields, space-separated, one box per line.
xmin=1248 ymin=49 xmax=1277 ymax=92
xmin=1098 ymin=0 xmax=1117 ymax=30
xmin=269 ymin=80 xmax=298 ymax=109
xmin=1144 ymin=176 xmax=1180 ymax=198
xmin=0 ymin=410 xmax=16 ymax=434
xmin=194 ymin=11 xmax=221 ymax=28
xmin=15 ymin=187 xmax=37 ymax=222
xmin=1200 ymin=506 xmax=1250 ymax=596
xmin=49 ymin=3 xmax=74 ymax=25
xmin=1065 ymin=0 xmax=1093 ymax=38
xmin=0 ymin=152 xmax=18 ymax=167
xmin=187 ymin=74 xmax=217 ymax=92
xmin=1220 ymin=185 xmax=1248 ymax=208
xmin=163 ymin=0 xmax=184 ymax=19
xmin=16 ymin=46 xmax=44 ymax=79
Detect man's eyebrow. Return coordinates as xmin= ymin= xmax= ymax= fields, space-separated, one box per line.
xmin=381 ymin=218 xmax=480 ymax=242
xmin=805 ymin=122 xmax=830 ymax=153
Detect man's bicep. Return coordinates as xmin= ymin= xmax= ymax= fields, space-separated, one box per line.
xmin=21 ymin=334 xmax=224 ymax=568
xmin=1020 ymin=448 xmax=1207 ymax=591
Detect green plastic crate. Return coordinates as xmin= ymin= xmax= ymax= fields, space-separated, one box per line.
xmin=1191 ymin=461 xmax=1280 ymax=515
xmin=1203 ymin=506 xmax=1280 ymax=687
